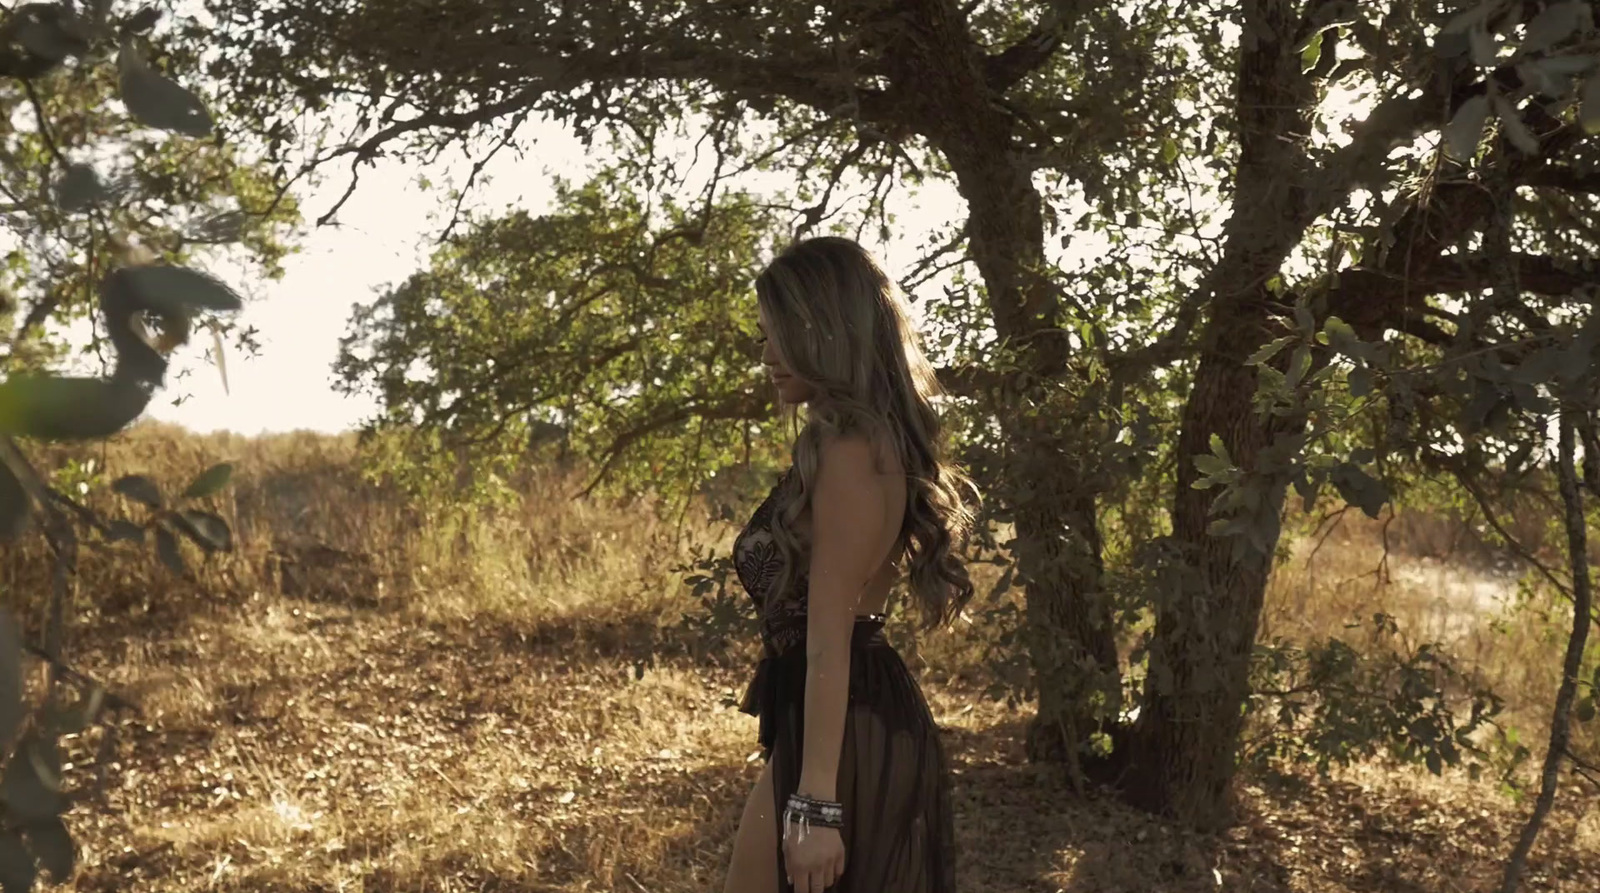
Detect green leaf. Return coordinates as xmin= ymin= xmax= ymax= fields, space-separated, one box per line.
xmin=0 ymin=832 xmax=34 ymax=893
xmin=1519 ymin=1 xmax=1588 ymax=57
xmin=23 ymin=819 xmax=72 ymax=883
xmin=0 ymin=612 xmax=23 ymax=749
xmin=1470 ymin=25 xmax=1500 ymax=68
xmin=117 ymin=36 xmax=213 ymax=137
xmin=112 ymin=475 xmax=163 ymax=508
xmin=173 ymin=510 xmax=231 ymax=553
xmin=1582 ymin=75 xmax=1600 ymax=134
xmin=116 ymin=265 xmax=244 ymax=314
xmin=1436 ymin=29 xmax=1471 ymax=59
xmin=105 ymin=520 xmax=144 ymax=543
xmin=181 ymin=462 xmax=234 ymax=499
xmin=1494 ymin=96 xmax=1540 ymax=154
xmin=1444 ymin=94 xmax=1490 ymax=161
xmin=0 ymin=462 xmax=30 ymax=542
xmin=1331 ymin=463 xmax=1388 ymax=519
xmin=1194 ymin=454 xmax=1231 ymax=477
xmin=1301 ymin=30 xmax=1324 ymax=73
xmin=1558 ymin=340 xmax=1593 ymax=383
xmin=1577 ymin=696 xmax=1597 ymax=723
xmin=1513 ymin=346 xmax=1565 ymax=384
xmin=1209 ymin=433 xmax=1232 ymax=465
xmin=155 ymin=526 xmax=185 ymax=575
xmin=1293 ymin=470 xmax=1319 ymax=513
xmin=52 ymin=165 xmax=107 ymax=213
xmin=1425 ymin=750 xmax=1443 ymax=776
xmin=0 ymin=376 xmax=153 ymax=441
xmin=1293 ymin=301 xmax=1314 ymax=333
xmin=1322 ymin=316 xmax=1362 ymax=356
xmin=1442 ymin=1 xmax=1497 ymax=35
xmin=1286 ymin=346 xmax=1313 ymax=389
xmin=14 ymin=8 xmax=92 ymax=64
xmin=1161 ymin=137 xmax=1179 ymax=165
xmin=1348 ymin=366 xmax=1374 ymax=398
xmin=1246 ymin=336 xmax=1294 ymax=366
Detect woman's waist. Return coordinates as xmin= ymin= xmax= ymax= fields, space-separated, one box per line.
xmin=760 ymin=613 xmax=890 ymax=657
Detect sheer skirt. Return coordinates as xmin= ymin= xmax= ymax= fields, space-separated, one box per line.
xmin=740 ymin=617 xmax=957 ymax=892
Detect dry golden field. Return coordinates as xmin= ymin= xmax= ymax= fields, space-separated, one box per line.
xmin=1 ymin=422 xmax=1596 ymax=892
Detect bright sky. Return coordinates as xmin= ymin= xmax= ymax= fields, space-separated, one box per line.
xmin=85 ymin=14 xmax=1379 ymax=439
xmin=144 ymin=126 xmax=582 ymax=436
xmin=141 ymin=118 xmax=970 ymax=437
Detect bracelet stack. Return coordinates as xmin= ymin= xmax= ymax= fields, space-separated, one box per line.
xmin=782 ymin=792 xmax=844 ymax=842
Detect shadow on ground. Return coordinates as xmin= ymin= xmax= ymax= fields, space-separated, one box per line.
xmin=55 ymin=593 xmax=1600 ymax=893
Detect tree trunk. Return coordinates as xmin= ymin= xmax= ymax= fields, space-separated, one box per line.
xmin=884 ymin=0 xmax=1126 ymax=772
xmin=960 ymin=202 xmax=1124 ymax=772
xmin=1125 ymin=327 xmax=1293 ymax=828
xmin=945 ymin=123 xmax=1123 ymax=766
xmin=1009 ymin=450 xmax=1123 ymax=771
xmin=1124 ymin=0 xmax=1316 ymax=828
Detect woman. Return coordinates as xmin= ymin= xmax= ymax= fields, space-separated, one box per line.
xmin=722 ymin=236 xmax=978 ymax=893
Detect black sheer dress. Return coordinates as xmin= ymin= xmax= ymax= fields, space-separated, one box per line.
xmin=734 ymin=467 xmax=957 ymax=893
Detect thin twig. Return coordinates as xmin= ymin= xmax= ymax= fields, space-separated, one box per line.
xmin=1499 ymin=407 xmax=1594 ymax=893
xmin=21 ymin=644 xmax=139 ymax=716
xmin=22 ymin=76 xmax=65 ymax=171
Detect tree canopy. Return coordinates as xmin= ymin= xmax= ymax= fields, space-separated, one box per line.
xmin=191 ymin=0 xmax=1600 ymax=840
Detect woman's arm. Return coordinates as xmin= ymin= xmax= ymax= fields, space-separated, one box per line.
xmin=797 ymin=435 xmax=893 ymax=800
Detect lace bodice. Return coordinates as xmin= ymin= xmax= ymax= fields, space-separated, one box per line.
xmin=733 ymin=467 xmax=811 ymax=655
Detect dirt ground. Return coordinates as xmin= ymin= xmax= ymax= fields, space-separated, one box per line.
xmin=46 ymin=592 xmax=1597 ymax=893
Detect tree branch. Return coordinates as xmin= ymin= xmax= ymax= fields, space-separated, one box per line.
xmin=981 ymin=1 xmax=1093 ymax=92
xmin=573 ymin=390 xmax=773 ymax=498
xmin=1499 ymin=407 xmax=1594 ymax=893
xmin=1331 ymin=251 xmax=1600 ymax=316
xmin=935 ymin=362 xmax=1007 ymax=399
xmin=1523 ymin=163 xmax=1600 ymax=195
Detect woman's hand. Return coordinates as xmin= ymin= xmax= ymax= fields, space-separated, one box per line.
xmin=782 ymin=822 xmax=846 ymax=892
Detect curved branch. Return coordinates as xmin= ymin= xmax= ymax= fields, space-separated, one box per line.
xmin=1523 ymin=164 xmax=1600 ymax=195
xmin=574 ymin=389 xmax=774 ymax=498
xmin=981 ymin=1 xmax=1093 ymax=92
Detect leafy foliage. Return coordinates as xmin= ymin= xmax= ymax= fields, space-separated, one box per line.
xmin=192 ymin=0 xmax=1600 ymax=831
xmin=1247 ymin=613 xmax=1516 ymax=781
xmin=335 ymin=170 xmax=791 ymax=503
xmin=0 ymin=3 xmax=282 ymax=887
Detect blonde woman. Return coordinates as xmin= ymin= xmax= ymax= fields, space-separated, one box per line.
xmin=722 ymin=237 xmax=977 ymax=893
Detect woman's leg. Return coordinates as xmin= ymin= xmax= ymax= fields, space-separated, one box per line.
xmin=723 ymin=757 xmax=780 ymax=893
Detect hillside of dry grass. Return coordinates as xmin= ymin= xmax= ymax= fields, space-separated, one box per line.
xmin=0 ymin=422 xmax=1595 ymax=892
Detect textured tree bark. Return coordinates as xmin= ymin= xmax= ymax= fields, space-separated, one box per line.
xmin=1125 ymin=0 xmax=1314 ymax=829
xmin=1126 ymin=315 xmax=1295 ymax=828
xmin=892 ymin=0 xmax=1122 ymax=772
xmin=945 ymin=130 xmax=1124 ymax=774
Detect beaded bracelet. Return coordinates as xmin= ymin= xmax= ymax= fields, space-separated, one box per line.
xmin=782 ymin=792 xmax=844 ymax=842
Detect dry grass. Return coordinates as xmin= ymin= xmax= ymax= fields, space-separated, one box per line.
xmin=1263 ymin=508 xmax=1599 ymax=761
xmin=0 ymin=422 xmax=1594 ymax=892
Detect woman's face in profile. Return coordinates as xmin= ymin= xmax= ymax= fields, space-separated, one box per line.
xmin=758 ymin=304 xmax=815 ymax=405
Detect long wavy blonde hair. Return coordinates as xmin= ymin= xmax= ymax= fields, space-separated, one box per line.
xmin=756 ymin=236 xmax=980 ymax=633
